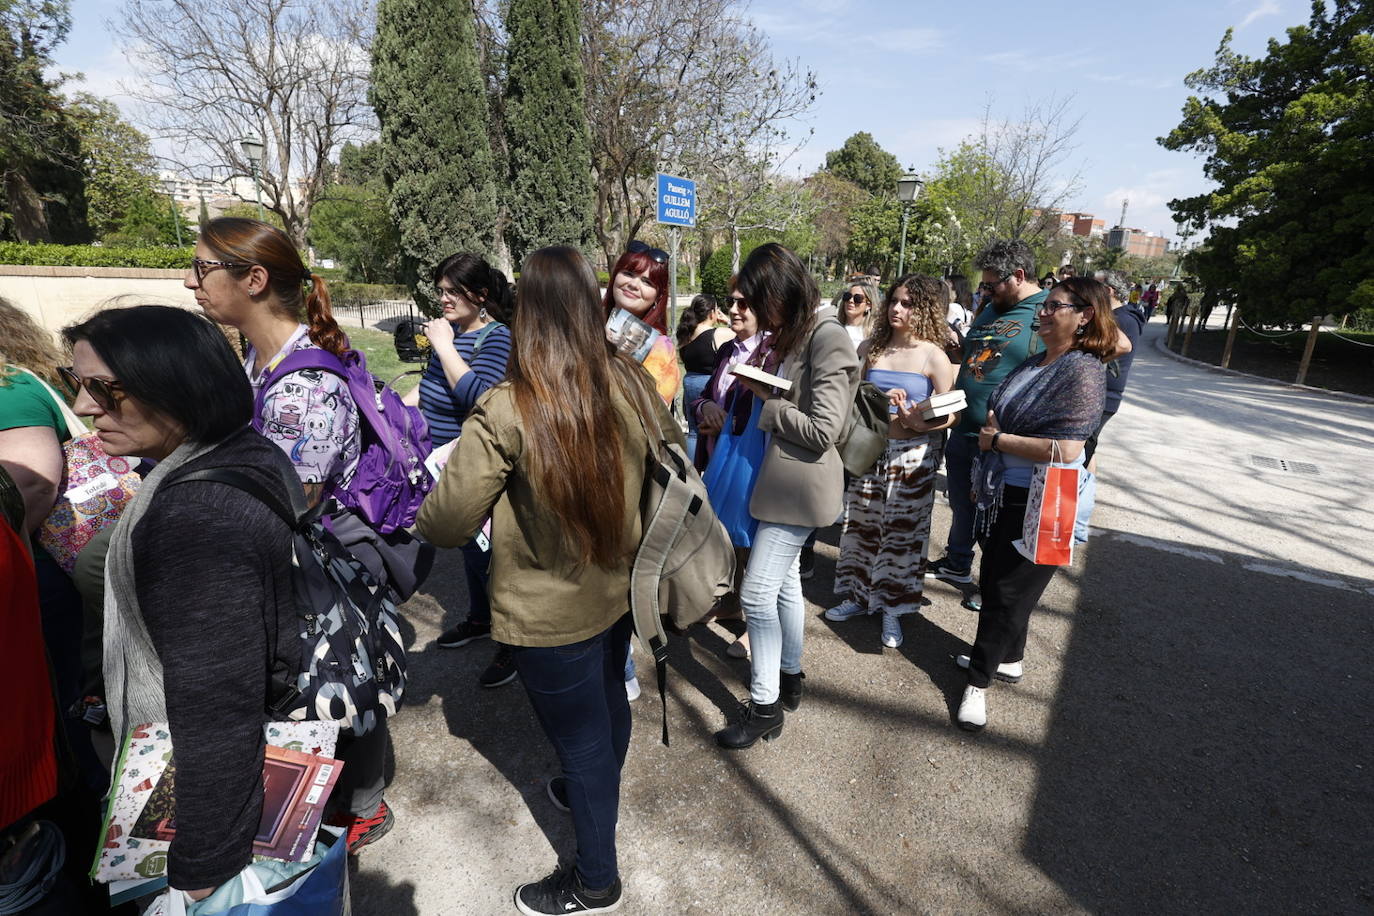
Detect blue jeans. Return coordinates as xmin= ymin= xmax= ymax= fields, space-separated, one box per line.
xmin=741 ymin=521 xmax=813 ymax=705
xmin=511 ymin=614 xmax=633 ymax=890
xmin=942 ymin=432 xmax=977 ymax=570
xmin=460 ymin=540 xmax=491 ymax=625
xmin=682 ymin=372 xmax=711 ymax=460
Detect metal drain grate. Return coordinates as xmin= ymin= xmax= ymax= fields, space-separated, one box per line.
xmin=1250 ymin=455 xmax=1321 ymax=476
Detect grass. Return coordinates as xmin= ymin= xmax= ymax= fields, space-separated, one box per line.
xmin=348 ymin=326 xmax=425 ymax=394
xmin=1170 ymin=323 xmax=1374 ymax=397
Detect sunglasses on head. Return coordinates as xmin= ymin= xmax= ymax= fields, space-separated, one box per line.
xmin=842 ymin=292 xmax=867 ymax=305
xmin=59 ymin=366 xmax=126 ymax=412
xmin=625 ymin=240 xmax=669 ymax=265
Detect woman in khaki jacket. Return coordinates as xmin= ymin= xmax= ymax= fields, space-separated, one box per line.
xmin=714 ymin=243 xmax=861 ymax=750
xmin=416 ymin=247 xmax=677 ymax=916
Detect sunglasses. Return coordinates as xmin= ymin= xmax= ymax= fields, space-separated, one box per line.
xmin=189 ymin=257 xmax=251 ymax=283
xmin=59 ymin=366 xmax=127 ymax=412
xmin=842 ymin=292 xmax=868 ymax=305
xmin=625 ymin=240 xmax=669 ymax=265
xmin=726 ymin=294 xmax=748 ymax=309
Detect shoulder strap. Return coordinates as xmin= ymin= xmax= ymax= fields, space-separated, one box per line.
xmin=472 ymin=321 xmax=504 ymax=357
xmin=17 ymin=368 xmax=87 ymax=436
xmin=168 ymin=467 xmax=306 ymax=529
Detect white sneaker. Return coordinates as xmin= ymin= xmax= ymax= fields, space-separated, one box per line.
xmin=824 ymin=599 xmax=869 ymax=622
xmin=957 ymin=685 xmax=987 ymax=731
xmin=624 ymin=676 xmax=641 ymax=701
xmin=880 ymin=612 xmax=903 ymax=648
xmin=954 ymin=654 xmax=1023 ymax=684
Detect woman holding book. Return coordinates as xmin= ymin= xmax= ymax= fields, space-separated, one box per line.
xmin=713 ymin=243 xmax=860 ymax=750
xmin=824 ymin=275 xmax=959 ymax=649
xmin=956 ymin=276 xmax=1112 ymax=732
xmin=417 ymin=246 xmax=679 ymax=915
xmin=603 ymin=240 xmax=680 ymax=405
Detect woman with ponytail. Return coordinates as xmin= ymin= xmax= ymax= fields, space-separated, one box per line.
xmin=418 ymin=246 xmax=679 ymax=915
xmin=183 ymin=218 xmax=394 ymax=853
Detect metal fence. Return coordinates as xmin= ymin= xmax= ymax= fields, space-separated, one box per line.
xmin=334 ymin=298 xmax=416 ymax=331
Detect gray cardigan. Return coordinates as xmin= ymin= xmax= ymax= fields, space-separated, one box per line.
xmin=749 ymin=318 xmax=861 ymax=528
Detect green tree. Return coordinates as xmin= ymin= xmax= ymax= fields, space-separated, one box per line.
xmin=845 ymin=195 xmax=902 ymax=279
xmin=503 ymin=0 xmax=593 ymax=263
xmin=68 ymin=94 xmax=178 ymax=244
xmin=310 ymin=142 xmax=404 ymax=283
xmin=823 ymin=132 xmax=903 ymax=199
xmin=1160 ymin=0 xmax=1374 ymax=324
xmin=371 ymin=0 xmax=499 ymax=308
xmin=803 ymin=171 xmax=868 ymax=278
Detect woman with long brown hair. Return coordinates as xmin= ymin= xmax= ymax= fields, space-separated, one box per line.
xmin=825 ymin=275 xmax=959 ymax=649
xmin=417 ymin=246 xmax=678 ymax=916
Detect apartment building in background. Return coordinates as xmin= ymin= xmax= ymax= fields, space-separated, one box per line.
xmin=1106 ymin=226 xmax=1169 ymax=258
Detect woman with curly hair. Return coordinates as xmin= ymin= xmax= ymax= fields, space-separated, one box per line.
xmin=0 ymin=299 xmax=68 ymax=537
xmin=824 ymin=275 xmax=959 ymax=649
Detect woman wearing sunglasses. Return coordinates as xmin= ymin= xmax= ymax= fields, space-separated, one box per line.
xmin=603 ymin=240 xmax=680 ymax=405
xmin=835 ymin=281 xmax=879 ymax=350
xmin=713 ymin=243 xmax=860 ymax=750
xmin=183 ymin=217 xmax=392 ymax=851
xmin=957 ymin=277 xmax=1114 ymax=731
xmin=825 ymin=275 xmax=959 ymax=649
xmin=61 ymin=305 xmax=303 ymax=904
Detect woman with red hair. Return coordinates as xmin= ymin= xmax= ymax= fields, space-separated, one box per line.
xmin=602 ymin=241 xmax=681 ymax=405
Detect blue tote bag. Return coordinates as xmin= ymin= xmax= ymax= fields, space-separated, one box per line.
xmin=702 ymin=398 xmax=769 ymax=548
xmin=158 ymin=829 xmax=348 ymax=916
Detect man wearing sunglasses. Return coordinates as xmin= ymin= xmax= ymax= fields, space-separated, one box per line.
xmin=927 ymin=239 xmax=1048 ymax=587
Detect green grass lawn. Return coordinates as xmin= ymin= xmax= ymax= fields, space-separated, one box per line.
xmin=348 ymin=326 xmax=425 ymax=394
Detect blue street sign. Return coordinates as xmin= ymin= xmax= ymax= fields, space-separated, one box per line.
xmin=656 ymin=173 xmax=696 ymax=227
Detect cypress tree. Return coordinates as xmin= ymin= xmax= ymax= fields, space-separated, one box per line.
xmin=503 ymin=0 xmax=594 ymax=264
xmin=370 ymin=0 xmax=498 ymax=308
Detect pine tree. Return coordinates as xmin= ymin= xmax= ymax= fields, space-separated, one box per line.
xmin=503 ymin=0 xmax=594 ymax=264
xmin=370 ymin=0 xmax=499 ymax=308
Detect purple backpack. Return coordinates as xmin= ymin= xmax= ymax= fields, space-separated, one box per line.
xmin=253 ymin=347 xmax=433 ymax=533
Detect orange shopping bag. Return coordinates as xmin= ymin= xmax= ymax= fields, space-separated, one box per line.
xmin=1014 ymin=450 xmax=1080 ymax=566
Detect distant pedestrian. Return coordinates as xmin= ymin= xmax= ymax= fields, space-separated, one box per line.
xmin=1166 ymin=284 xmax=1190 ymax=321
xmin=1040 ymin=273 xmax=1058 ymax=290
xmin=1141 ymin=283 xmax=1160 ymax=320
xmin=1087 ymin=270 xmax=1145 ymax=464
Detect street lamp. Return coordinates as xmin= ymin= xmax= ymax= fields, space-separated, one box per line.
xmin=239 ymin=135 xmax=265 ymax=221
xmin=895 ymin=170 xmax=924 ymax=278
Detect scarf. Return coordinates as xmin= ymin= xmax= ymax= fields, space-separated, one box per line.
xmin=103 ymin=438 xmax=219 ymax=743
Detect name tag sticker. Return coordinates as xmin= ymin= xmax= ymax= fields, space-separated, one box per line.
xmin=66 ymin=473 xmax=118 ymax=502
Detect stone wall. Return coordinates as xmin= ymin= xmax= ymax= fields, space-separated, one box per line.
xmin=0 ymin=266 xmax=194 ymax=340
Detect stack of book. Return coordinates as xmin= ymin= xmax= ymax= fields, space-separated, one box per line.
xmin=916 ymin=390 xmax=967 ymax=420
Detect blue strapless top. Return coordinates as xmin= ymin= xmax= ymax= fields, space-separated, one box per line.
xmin=866 ymin=368 xmax=934 ymax=414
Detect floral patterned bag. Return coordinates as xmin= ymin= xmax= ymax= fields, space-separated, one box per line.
xmin=26 ymin=370 xmax=142 ymax=572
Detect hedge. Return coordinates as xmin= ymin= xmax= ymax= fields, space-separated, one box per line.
xmin=0 ymin=242 xmax=196 ymax=270
xmin=330 ymin=281 xmax=410 ymax=302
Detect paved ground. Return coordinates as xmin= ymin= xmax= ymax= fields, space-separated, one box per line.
xmin=350 ymin=320 xmax=1374 ymax=915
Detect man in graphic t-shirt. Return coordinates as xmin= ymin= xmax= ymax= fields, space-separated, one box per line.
xmin=927 ymin=239 xmax=1048 ymax=586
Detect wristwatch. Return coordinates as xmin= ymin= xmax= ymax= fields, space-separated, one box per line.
xmin=991 ymin=432 xmax=1003 ymax=452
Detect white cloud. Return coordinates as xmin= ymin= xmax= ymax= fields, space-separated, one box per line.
xmin=1239 ymin=0 xmax=1280 ymax=29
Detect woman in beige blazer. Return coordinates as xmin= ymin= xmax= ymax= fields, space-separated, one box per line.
xmin=714 ymin=243 xmax=861 ymax=750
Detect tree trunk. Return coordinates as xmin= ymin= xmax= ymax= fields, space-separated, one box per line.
xmin=4 ymin=172 xmax=51 ymax=242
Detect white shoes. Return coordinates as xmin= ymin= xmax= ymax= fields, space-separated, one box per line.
xmin=880 ymin=612 xmax=903 ymax=648
xmin=624 ymin=676 xmax=641 ymax=701
xmin=957 ymin=685 xmax=987 ymax=731
xmin=824 ymin=599 xmax=869 ymax=622
xmin=954 ymin=654 xmax=1023 ymax=684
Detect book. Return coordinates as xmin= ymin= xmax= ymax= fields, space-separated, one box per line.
xmin=916 ymin=390 xmax=967 ymax=420
xmin=93 ymin=721 xmax=342 ymax=883
xmin=605 ymin=308 xmax=662 ymax=363
xmin=728 ymin=363 xmax=793 ymax=393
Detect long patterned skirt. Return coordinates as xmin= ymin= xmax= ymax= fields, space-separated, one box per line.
xmin=835 ymin=434 xmax=943 ymax=617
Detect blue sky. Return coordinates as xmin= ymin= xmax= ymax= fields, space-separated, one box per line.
xmin=52 ymin=0 xmax=1302 ymax=242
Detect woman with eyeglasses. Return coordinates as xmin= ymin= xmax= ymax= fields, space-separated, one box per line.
xmin=956 ymin=277 xmax=1114 ymax=732
xmin=603 ymin=240 xmax=680 ymax=405
xmin=675 ymin=294 xmax=734 ymax=459
xmin=405 ymin=254 xmax=518 ymax=690
xmin=713 ymin=243 xmax=860 ymax=750
xmin=416 ymin=246 xmax=679 ymax=915
xmin=183 ymin=217 xmax=393 ymax=852
xmin=835 ymin=281 xmax=878 ymax=350
xmin=60 ymin=305 xmax=304 ymax=904
xmin=825 ymin=275 xmax=959 ymax=649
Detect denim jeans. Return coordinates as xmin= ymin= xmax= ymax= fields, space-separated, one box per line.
xmin=460 ymin=540 xmax=491 ymax=625
xmin=511 ymin=614 xmax=633 ymax=890
xmin=941 ymin=432 xmax=978 ymax=570
xmin=741 ymin=521 xmax=814 ymax=705
xmin=682 ymin=372 xmax=711 ymax=460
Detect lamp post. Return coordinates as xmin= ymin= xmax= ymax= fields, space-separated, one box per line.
xmin=238 ymin=136 xmax=265 ymax=221
xmin=895 ymin=170 xmax=924 ymax=278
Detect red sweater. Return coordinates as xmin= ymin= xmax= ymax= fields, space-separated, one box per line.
xmin=0 ymin=524 xmax=57 ymax=830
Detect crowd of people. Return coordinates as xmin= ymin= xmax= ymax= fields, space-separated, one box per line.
xmin=1 ymin=219 xmax=1156 ymax=914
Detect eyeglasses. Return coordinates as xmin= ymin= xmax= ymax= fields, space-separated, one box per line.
xmin=58 ymin=366 xmax=127 ymax=412
xmin=726 ymin=295 xmax=748 ymax=309
xmin=842 ymin=292 xmax=867 ymax=305
xmin=626 ymin=240 xmax=669 ymax=265
xmin=1037 ymin=300 xmax=1088 ymax=316
xmin=190 ymin=257 xmax=251 ymax=283
xmin=435 ymin=284 xmax=470 ymax=301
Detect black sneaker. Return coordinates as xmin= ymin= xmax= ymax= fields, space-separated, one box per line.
xmin=546 ymin=776 xmax=570 ymax=813
xmin=924 ymin=556 xmax=974 ymax=584
xmin=479 ymin=645 xmax=518 ymax=688
xmin=799 ymin=546 xmax=815 ymax=580
xmin=436 ymin=619 xmax=491 ymax=648
xmin=515 ymin=862 xmax=622 ymax=915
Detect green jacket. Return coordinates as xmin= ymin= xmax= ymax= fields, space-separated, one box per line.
xmin=415 ymin=380 xmax=681 ymax=648
xmin=953 ymin=290 xmax=1047 ymax=439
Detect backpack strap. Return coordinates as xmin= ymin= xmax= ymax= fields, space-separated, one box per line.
xmin=167 ymin=467 xmax=307 ymax=529
xmin=471 ymin=321 xmax=504 ymax=357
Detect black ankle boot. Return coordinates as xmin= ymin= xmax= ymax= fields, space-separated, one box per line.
xmin=779 ymin=670 xmax=806 ymax=712
xmin=714 ymin=700 xmax=784 ymax=749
